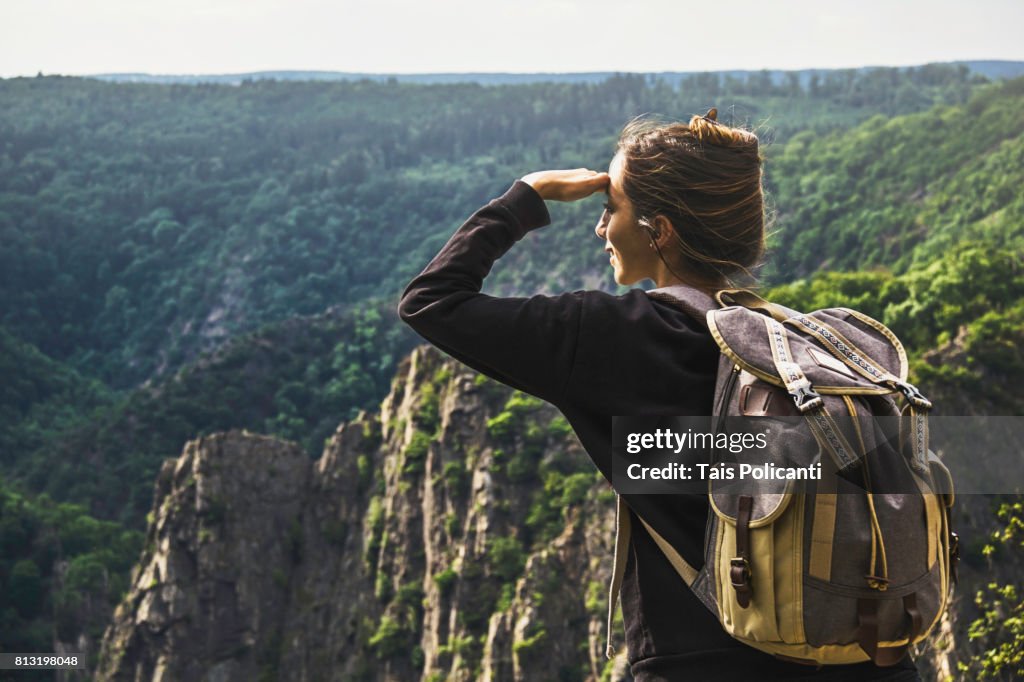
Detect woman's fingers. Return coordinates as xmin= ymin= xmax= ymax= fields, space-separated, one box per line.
xmin=521 ymin=169 xmax=610 ymax=202
xmin=580 ymin=170 xmax=610 ymax=193
xmin=567 ymin=171 xmax=610 ymax=200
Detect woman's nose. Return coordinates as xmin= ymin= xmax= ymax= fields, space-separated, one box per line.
xmin=595 ymin=210 xmax=608 ymax=239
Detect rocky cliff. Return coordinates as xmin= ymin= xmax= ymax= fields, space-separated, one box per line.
xmin=95 ymin=346 xmax=626 ymax=681
xmin=93 ymin=343 xmax=999 ymax=681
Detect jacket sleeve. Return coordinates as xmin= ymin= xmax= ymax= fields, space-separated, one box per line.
xmin=397 ymin=181 xmax=584 ymax=405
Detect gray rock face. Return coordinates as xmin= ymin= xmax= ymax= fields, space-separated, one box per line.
xmin=96 ymin=346 xmax=628 ymax=681
xmin=96 ymin=431 xmax=312 ymax=680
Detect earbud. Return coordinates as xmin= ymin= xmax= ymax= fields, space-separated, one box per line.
xmin=639 ymin=218 xmax=660 ymax=241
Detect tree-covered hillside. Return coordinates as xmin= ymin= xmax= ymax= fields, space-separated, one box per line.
xmin=0 ymin=65 xmax=983 ymax=387
xmin=767 ymin=244 xmax=1024 ymax=414
xmin=9 ymin=300 xmax=416 ymax=526
xmin=0 ymin=474 xmax=142 ymax=671
xmin=0 ymin=328 xmax=114 ymax=466
xmin=3 ymin=63 xmax=1011 ymax=529
xmin=1 ymin=66 xmax=1021 ymax=677
xmin=1 ymin=64 xmax=1020 ymax=534
xmin=766 ymin=76 xmax=1024 ymax=279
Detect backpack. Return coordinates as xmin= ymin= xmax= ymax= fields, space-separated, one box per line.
xmin=605 ymin=286 xmax=959 ymax=667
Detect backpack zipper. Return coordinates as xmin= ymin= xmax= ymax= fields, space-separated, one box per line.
xmin=713 ymin=364 xmax=742 ymax=435
xmin=706 ymin=364 xmax=741 ymax=554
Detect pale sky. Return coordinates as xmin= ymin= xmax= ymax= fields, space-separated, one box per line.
xmin=2 ymin=0 xmax=1022 ymax=78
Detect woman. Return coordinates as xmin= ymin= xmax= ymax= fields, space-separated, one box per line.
xmin=398 ymin=111 xmax=921 ymax=681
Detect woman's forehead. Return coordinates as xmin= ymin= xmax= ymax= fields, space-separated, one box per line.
xmin=608 ymin=152 xmax=623 ymax=175
xmin=607 ymin=153 xmax=626 ymax=201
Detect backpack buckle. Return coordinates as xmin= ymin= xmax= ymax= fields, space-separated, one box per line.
xmin=730 ymin=557 xmax=751 ymax=587
xmin=895 ymin=381 xmax=932 ymax=409
xmin=730 ymin=557 xmax=753 ymax=607
xmin=789 ymin=383 xmax=823 ymax=413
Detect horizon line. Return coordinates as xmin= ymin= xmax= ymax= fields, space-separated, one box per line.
xmin=5 ymin=58 xmax=1024 ymax=81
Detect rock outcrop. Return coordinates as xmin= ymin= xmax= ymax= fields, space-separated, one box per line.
xmin=95 ymin=342 xmax=998 ymax=681
xmin=96 ymin=347 xmax=625 ymax=681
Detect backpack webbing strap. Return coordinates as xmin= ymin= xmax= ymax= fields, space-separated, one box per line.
xmin=785 ymin=314 xmax=932 ymax=410
xmin=806 ymin=410 xmax=862 ymax=476
xmin=785 ymin=312 xmax=932 ymax=471
xmin=765 ymin=317 xmax=861 ymax=474
xmin=715 ymin=288 xmax=795 ymax=323
xmin=766 ymin=317 xmax=825 ymax=412
xmin=635 ymin=514 xmax=699 ymax=586
xmin=605 ymin=496 xmax=700 ymax=659
xmin=908 ymin=407 xmax=930 ymax=476
xmin=808 ymin=451 xmax=839 ymax=581
xmin=606 ymin=494 xmax=632 ymax=659
xmin=646 ymin=285 xmax=718 ymax=328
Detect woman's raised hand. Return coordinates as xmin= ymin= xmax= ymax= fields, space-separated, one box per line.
xmin=521 ymin=168 xmax=610 ymax=202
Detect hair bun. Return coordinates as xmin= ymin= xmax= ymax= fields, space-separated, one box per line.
xmin=688 ymin=107 xmax=756 ymax=151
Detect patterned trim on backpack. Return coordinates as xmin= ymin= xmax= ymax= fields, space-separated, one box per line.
xmin=792 ymin=316 xmax=887 ymax=382
xmin=809 ymin=410 xmax=859 ymax=472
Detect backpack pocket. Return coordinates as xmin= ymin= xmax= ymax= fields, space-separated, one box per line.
xmin=801 ymin=562 xmax=946 ymax=652
xmin=709 ymin=476 xmax=804 ymax=644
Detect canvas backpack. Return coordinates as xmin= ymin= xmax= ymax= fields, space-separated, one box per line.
xmin=605 ymin=285 xmax=959 ymax=667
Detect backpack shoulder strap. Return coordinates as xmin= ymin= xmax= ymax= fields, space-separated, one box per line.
xmin=605 ymin=495 xmax=702 ymax=659
xmin=648 ymin=285 xmax=804 ymax=329
xmin=715 ymin=288 xmax=799 ymax=323
xmin=605 ymin=494 xmax=631 ymax=659
xmin=646 ymin=284 xmax=718 ymax=329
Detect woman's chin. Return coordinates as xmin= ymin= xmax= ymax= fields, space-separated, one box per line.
xmin=613 ymin=271 xmax=634 ymax=286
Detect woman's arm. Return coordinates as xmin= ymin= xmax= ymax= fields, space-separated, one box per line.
xmin=398 ymin=173 xmax=606 ymax=405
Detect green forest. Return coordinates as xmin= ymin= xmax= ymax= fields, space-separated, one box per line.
xmin=0 ymin=64 xmax=1022 ymax=677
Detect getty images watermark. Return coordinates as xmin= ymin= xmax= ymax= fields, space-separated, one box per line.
xmin=611 ymin=415 xmax=1023 ymax=495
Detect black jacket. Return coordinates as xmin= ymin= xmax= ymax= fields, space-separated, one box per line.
xmin=398 ymin=180 xmax=919 ymax=681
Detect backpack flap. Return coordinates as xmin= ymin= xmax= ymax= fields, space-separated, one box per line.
xmin=709 ymin=474 xmax=794 ymax=527
xmin=707 ymin=306 xmax=901 ymax=397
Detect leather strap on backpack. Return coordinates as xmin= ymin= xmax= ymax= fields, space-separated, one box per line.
xmin=855 ymin=592 xmax=923 ymax=666
xmin=730 ymin=495 xmax=754 ymax=608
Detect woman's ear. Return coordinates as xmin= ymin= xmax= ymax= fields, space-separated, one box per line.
xmin=651 ymin=215 xmax=675 ymax=249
